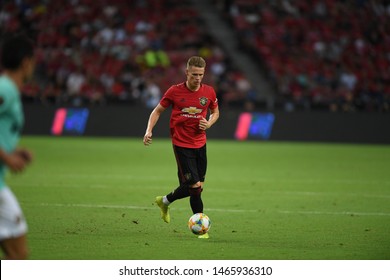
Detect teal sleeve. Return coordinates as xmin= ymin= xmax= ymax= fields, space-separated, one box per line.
xmin=0 ymin=90 xmax=14 ymax=115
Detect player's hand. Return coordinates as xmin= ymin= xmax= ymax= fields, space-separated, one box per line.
xmin=199 ymin=117 xmax=210 ymax=130
xmin=143 ymin=132 xmax=153 ymax=146
xmin=15 ymin=148 xmax=33 ymax=164
xmin=3 ymin=151 xmax=30 ymax=173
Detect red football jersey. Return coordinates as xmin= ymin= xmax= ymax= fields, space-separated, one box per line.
xmin=160 ymin=82 xmax=218 ymax=148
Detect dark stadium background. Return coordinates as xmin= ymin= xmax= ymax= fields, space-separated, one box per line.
xmin=1 ymin=1 xmax=390 ymax=264
xmin=1 ymin=0 xmax=389 ymax=143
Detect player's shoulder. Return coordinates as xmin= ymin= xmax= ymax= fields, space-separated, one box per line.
xmin=201 ymin=83 xmax=214 ymax=90
xmin=164 ymin=83 xmax=187 ymax=96
xmin=0 ymin=76 xmax=18 ymax=96
xmin=170 ymin=82 xmax=186 ymax=90
xmin=0 ymin=76 xmax=8 ymax=90
xmin=200 ymin=84 xmax=216 ymax=95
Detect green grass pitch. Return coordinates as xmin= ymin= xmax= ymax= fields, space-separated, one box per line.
xmin=4 ymin=136 xmax=390 ymax=259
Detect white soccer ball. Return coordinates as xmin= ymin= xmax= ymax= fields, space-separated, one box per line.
xmin=188 ymin=213 xmax=211 ymax=235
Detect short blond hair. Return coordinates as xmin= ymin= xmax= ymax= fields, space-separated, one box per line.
xmin=186 ymin=56 xmax=206 ymax=69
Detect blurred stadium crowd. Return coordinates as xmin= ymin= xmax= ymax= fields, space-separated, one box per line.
xmin=1 ymin=0 xmax=249 ymax=108
xmin=0 ymin=0 xmax=389 ymax=112
xmin=214 ymin=0 xmax=390 ymax=112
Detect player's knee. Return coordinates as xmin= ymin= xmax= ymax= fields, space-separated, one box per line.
xmin=189 ymin=184 xmax=202 ymax=196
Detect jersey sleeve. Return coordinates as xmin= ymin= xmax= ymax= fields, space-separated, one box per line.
xmin=159 ymin=86 xmax=174 ymax=108
xmin=0 ymin=90 xmax=14 ymax=115
xmin=209 ymin=87 xmax=218 ymax=110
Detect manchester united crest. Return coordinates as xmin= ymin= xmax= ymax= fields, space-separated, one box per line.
xmin=199 ymin=97 xmax=208 ymax=106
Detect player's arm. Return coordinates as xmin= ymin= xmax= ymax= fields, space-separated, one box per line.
xmin=0 ymin=93 xmax=33 ymax=172
xmin=0 ymin=148 xmax=32 ymax=173
xmin=199 ymin=106 xmax=219 ymax=131
xmin=143 ymin=104 xmax=167 ymax=146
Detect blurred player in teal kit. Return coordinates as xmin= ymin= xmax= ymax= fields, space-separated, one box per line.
xmin=0 ymin=35 xmax=35 ymax=259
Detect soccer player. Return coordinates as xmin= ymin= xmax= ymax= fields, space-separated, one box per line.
xmin=143 ymin=56 xmax=219 ymax=238
xmin=0 ymin=34 xmax=35 ymax=259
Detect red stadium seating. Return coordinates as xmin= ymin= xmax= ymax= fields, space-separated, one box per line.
xmin=0 ymin=0 xmax=250 ymax=107
xmin=213 ymin=0 xmax=390 ymax=112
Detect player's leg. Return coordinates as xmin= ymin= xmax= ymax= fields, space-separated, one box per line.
xmin=188 ymin=144 xmax=207 ymax=214
xmin=0 ymin=187 xmax=28 ymax=259
xmin=155 ymin=145 xmax=194 ymax=223
xmin=172 ymin=146 xmax=202 ymax=213
xmin=189 ymin=181 xmax=203 ymax=214
xmin=164 ymin=146 xmax=196 ymax=204
xmin=194 ymin=145 xmax=209 ymax=238
xmin=0 ymin=235 xmax=28 ymax=260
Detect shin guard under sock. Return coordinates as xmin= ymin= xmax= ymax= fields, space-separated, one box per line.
xmin=189 ymin=187 xmax=203 ymax=214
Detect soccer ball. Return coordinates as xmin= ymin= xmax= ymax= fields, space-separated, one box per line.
xmin=188 ymin=213 xmax=211 ymax=235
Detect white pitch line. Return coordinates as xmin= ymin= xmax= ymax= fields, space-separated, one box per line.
xmin=36 ymin=203 xmax=258 ymax=213
xmin=33 ymin=203 xmax=390 ymax=216
xmin=39 ymin=203 xmax=155 ymax=211
xmin=13 ymin=183 xmax=390 ymax=200
xmin=18 ymin=174 xmax=390 ymax=185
